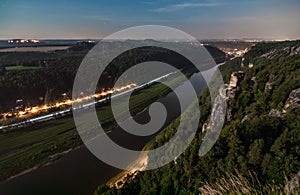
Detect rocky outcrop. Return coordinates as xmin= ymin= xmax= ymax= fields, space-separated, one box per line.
xmin=225 ymin=86 xmax=236 ymax=99
xmin=265 ymin=82 xmax=273 ymax=91
xmin=241 ymin=115 xmax=249 ymax=123
xmin=226 ymin=108 xmax=233 ymax=121
xmin=268 ymin=109 xmax=282 ymax=118
xmin=249 ymin=77 xmax=258 ymax=89
xmin=202 ymin=70 xmax=246 ymax=127
xmin=241 ymin=58 xmax=245 ymax=67
xmin=217 ymin=71 xmax=244 ymax=122
xmin=285 ymin=171 xmax=300 ymax=194
xmin=202 ymin=122 xmax=208 ymax=133
xmin=229 ymin=73 xmax=238 ymax=88
xmin=261 ymin=50 xmax=277 ymax=59
xmin=290 ymin=46 xmax=300 ymax=56
xmin=261 ymin=46 xmax=300 ymax=59
xmin=284 ymin=88 xmax=300 ymax=111
xmin=202 ymin=87 xmax=227 ymax=134
xmin=229 ymin=71 xmax=244 ymax=88
xmin=268 ymin=88 xmax=300 ymax=117
xmin=216 ymin=71 xmax=244 ymax=122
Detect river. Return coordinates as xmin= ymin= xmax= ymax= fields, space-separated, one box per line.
xmin=0 ymin=65 xmax=219 ymax=195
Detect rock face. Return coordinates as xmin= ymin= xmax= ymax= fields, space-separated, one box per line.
xmin=290 ymin=46 xmax=300 ymax=55
xmin=218 ymin=71 xmax=245 ymax=122
xmin=241 ymin=58 xmax=245 ymax=67
xmin=268 ymin=88 xmax=300 ymax=117
xmin=284 ymin=88 xmax=300 ymax=110
xmin=202 ymin=122 xmax=208 ymax=133
xmin=202 ymin=70 xmax=246 ymax=127
xmin=268 ymin=109 xmax=282 ymax=118
xmin=249 ymin=77 xmax=258 ymax=89
xmin=229 ymin=73 xmax=239 ymax=87
xmin=285 ymin=171 xmax=300 ymax=194
xmin=265 ymin=82 xmax=273 ymax=91
xmin=229 ymin=71 xmax=244 ymax=88
xmin=202 ymin=87 xmax=227 ymax=134
xmin=224 ymin=71 xmax=244 ymax=101
xmin=241 ymin=115 xmax=249 ymax=123
xmin=248 ymin=63 xmax=254 ymax=68
xmin=223 ymin=85 xmax=235 ymax=122
xmin=261 ymin=46 xmax=300 ymax=59
xmin=225 ymin=86 xmax=236 ymax=99
xmin=226 ymin=108 xmax=233 ymax=121
xmin=261 ymin=50 xmax=277 ymax=59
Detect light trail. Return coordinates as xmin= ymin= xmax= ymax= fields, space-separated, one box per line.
xmin=0 ymin=84 xmax=136 ymax=122
xmin=0 ymin=71 xmax=176 ymax=131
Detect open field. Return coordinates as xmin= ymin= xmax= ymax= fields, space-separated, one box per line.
xmin=0 ymin=46 xmax=70 ymax=52
xmin=5 ymin=66 xmax=42 ymax=71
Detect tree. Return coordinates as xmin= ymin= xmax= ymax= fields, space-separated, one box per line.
xmin=0 ymin=64 xmax=6 ymax=76
xmin=247 ymin=139 xmax=265 ymax=166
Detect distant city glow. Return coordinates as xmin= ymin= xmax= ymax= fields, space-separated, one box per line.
xmin=8 ymin=39 xmax=40 ymax=43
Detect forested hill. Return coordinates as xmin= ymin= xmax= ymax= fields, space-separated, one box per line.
xmin=0 ymin=41 xmax=225 ymax=112
xmin=203 ymin=44 xmax=227 ymax=64
xmin=96 ymin=40 xmax=300 ymax=194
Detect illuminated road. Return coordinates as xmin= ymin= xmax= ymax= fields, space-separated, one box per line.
xmin=0 ymin=71 xmax=176 ymax=131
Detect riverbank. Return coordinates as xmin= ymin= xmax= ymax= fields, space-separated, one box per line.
xmin=0 ymin=46 xmax=70 ymax=52
xmin=1 ymin=145 xmax=82 ymax=184
xmin=107 ymin=152 xmax=149 ymax=189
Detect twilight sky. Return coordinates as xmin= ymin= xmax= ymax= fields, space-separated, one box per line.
xmin=0 ymin=0 xmax=299 ymax=40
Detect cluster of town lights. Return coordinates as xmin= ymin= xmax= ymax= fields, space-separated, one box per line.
xmin=1 ymin=84 xmax=136 ymax=121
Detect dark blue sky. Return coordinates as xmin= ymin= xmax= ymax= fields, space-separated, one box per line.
xmin=1 ymin=0 xmax=299 ymax=39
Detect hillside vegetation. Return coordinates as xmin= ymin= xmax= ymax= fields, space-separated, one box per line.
xmin=96 ymin=40 xmax=300 ymax=194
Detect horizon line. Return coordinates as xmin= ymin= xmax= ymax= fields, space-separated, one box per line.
xmin=0 ymin=37 xmax=299 ymax=41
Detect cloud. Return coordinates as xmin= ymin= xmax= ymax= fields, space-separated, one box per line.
xmin=151 ymin=2 xmax=221 ymax=12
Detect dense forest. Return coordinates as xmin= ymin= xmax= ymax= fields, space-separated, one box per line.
xmin=96 ymin=40 xmax=300 ymax=194
xmin=0 ymin=42 xmax=95 ymax=112
xmin=0 ymin=41 xmax=225 ymax=112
